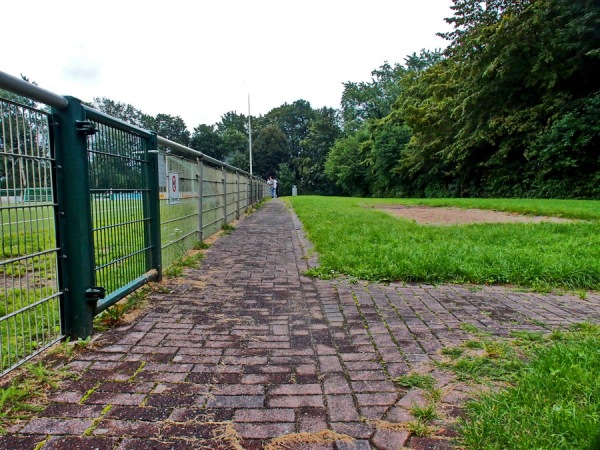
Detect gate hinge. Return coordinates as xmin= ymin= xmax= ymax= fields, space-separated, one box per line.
xmin=85 ymin=286 xmax=106 ymax=302
xmin=76 ymin=121 xmax=97 ymax=136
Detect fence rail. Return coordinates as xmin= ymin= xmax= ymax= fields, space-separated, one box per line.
xmin=0 ymin=70 xmax=267 ymax=376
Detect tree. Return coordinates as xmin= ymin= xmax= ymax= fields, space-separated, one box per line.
xmin=324 ymin=127 xmax=371 ymax=197
xmin=148 ymin=114 xmax=190 ymax=146
xmin=216 ymin=111 xmax=247 ymax=135
xmin=264 ymin=100 xmax=315 ymax=159
xmin=298 ymin=107 xmax=342 ymax=194
xmin=340 ymin=61 xmax=407 ymax=132
xmin=252 ymin=124 xmax=288 ymax=178
xmin=190 ymin=124 xmax=226 ymax=160
xmin=91 ymin=97 xmax=151 ymax=129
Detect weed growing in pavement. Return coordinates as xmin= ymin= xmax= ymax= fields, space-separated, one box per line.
xmin=163 ymin=250 xmax=205 ymax=279
xmin=220 ymin=223 xmax=236 ymax=235
xmin=411 ymin=403 xmax=439 ymax=422
xmin=0 ymin=362 xmax=74 ymax=433
xmin=193 ymin=240 xmax=211 ymax=250
xmin=433 ymin=323 xmax=600 ymax=449
xmin=393 ymin=373 xmax=436 ymax=390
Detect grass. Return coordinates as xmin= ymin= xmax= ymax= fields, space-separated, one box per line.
xmin=0 ymin=361 xmax=73 ymax=433
xmin=455 ymin=323 xmax=600 ymax=449
xmin=286 ymin=196 xmax=600 ymax=290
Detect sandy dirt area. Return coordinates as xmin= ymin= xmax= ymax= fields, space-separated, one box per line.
xmin=375 ymin=204 xmax=573 ymax=225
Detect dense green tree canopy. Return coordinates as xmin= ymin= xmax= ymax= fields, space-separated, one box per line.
xmin=8 ymin=1 xmax=597 ymax=200
xmin=328 ymin=0 xmax=600 ymax=199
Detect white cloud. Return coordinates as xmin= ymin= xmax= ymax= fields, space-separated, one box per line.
xmin=2 ymin=0 xmax=453 ymax=129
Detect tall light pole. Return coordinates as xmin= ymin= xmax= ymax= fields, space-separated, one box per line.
xmin=248 ymin=91 xmax=253 ymax=176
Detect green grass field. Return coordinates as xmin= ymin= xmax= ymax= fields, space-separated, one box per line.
xmin=286 ymin=196 xmax=600 ymax=291
xmin=455 ymin=324 xmax=600 ymax=449
xmin=286 ymin=196 xmax=600 ymax=449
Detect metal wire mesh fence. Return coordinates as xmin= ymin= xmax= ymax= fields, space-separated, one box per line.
xmin=87 ymin=119 xmax=153 ymax=297
xmin=0 ymin=98 xmax=62 ymax=376
xmin=0 ymin=72 xmax=268 ymax=375
xmin=160 ymin=154 xmax=199 ymax=269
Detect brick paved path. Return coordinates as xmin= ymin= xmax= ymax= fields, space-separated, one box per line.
xmin=3 ymin=200 xmax=600 ymax=449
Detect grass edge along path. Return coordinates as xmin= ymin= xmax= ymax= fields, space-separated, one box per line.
xmin=285 ymin=196 xmax=600 ymax=291
xmin=452 ymin=323 xmax=600 ymax=450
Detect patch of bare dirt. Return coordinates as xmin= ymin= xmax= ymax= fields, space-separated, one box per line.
xmin=375 ymin=205 xmax=574 ymax=225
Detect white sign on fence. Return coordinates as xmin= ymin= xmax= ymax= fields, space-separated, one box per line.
xmin=168 ymin=172 xmax=180 ymax=204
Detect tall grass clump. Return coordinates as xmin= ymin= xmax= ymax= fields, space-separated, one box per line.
xmin=286 ymin=196 xmax=600 ymax=290
xmin=459 ymin=323 xmax=600 ymax=449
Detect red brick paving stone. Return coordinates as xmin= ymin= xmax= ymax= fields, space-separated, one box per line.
xmin=349 ymin=371 xmax=389 ymax=381
xmin=39 ymin=403 xmax=106 ymax=418
xmin=212 ymin=384 xmax=264 ymax=396
xmin=337 ymin=440 xmax=373 ymax=450
xmin=280 ymin=444 xmax=335 ymax=450
xmin=355 ymin=393 xmax=398 ymax=408
xmin=152 ymin=382 xmax=210 ymax=395
xmin=106 ymin=405 xmax=173 ymax=421
xmin=85 ymin=392 xmax=147 ymax=406
xmin=323 ymin=375 xmax=352 ymax=394
xmin=385 ymin=406 xmax=415 ymax=423
xmin=360 ymin=406 xmax=390 ymax=420
xmin=235 ymin=422 xmax=295 ymax=440
xmin=117 ymin=438 xmax=190 ymax=449
xmin=330 ymin=422 xmax=375 ymax=439
xmin=269 ymin=383 xmax=322 ymax=395
xmin=442 ymin=389 xmax=471 ymax=405
xmin=234 ymin=408 xmax=295 ymax=422
xmin=93 ymin=419 xmax=160 ymax=437
xmin=133 ymin=371 xmax=188 ymax=383
xmin=169 ymin=407 xmax=234 ymax=422
xmin=408 ymin=437 xmax=456 ymax=450
xmin=371 ymin=429 xmax=410 ymax=450
xmin=47 ymin=391 xmax=85 ymax=404
xmin=206 ymin=395 xmax=265 ymax=408
xmin=144 ymin=363 xmax=194 ymax=373
xmin=351 ymin=381 xmax=397 ymax=393
xmin=268 ymin=395 xmax=324 ymax=408
xmin=395 ymin=390 xmax=428 ymax=409
xmin=158 ymin=421 xmax=221 ymax=439
xmin=0 ymin=435 xmax=46 ymax=450
xmin=42 ymin=436 xmax=118 ymax=449
xmin=297 ymin=415 xmax=329 ymax=433
xmin=65 ymin=360 xmax=93 ymax=372
xmin=327 ymin=395 xmax=361 ymax=421
xmin=20 ymin=417 xmax=93 ymax=435
xmin=98 ymin=381 xmax=156 ymax=394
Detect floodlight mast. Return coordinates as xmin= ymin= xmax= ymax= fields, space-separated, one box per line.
xmin=248 ymin=91 xmax=253 ymax=176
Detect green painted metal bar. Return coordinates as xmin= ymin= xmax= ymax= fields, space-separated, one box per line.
xmin=52 ymin=97 xmax=96 ymax=339
xmin=222 ymin=166 xmax=227 ymax=227
xmin=198 ymin=157 xmax=204 ymax=242
xmin=84 ymin=107 xmax=153 ymax=137
xmin=95 ymin=270 xmax=159 ymax=314
xmin=145 ymin=133 xmax=162 ymax=281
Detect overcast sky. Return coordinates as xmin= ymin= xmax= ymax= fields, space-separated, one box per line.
xmin=4 ymin=0 xmax=454 ymax=130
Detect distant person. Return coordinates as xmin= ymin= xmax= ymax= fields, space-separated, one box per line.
xmin=267 ymin=176 xmax=275 ymax=198
xmin=272 ymin=177 xmax=278 ymax=198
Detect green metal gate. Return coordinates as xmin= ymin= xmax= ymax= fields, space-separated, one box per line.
xmin=52 ymin=99 xmax=161 ymax=339
xmin=0 ymin=97 xmax=63 ymax=376
xmin=0 ymin=71 xmax=267 ymax=376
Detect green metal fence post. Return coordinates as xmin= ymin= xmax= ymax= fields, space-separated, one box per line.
xmin=145 ymin=133 xmax=162 ymax=281
xmin=222 ymin=166 xmax=227 ymax=226
xmin=197 ymin=157 xmax=204 ymax=242
xmin=52 ymin=97 xmax=96 ymax=339
xmin=236 ymin=171 xmax=240 ymax=220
